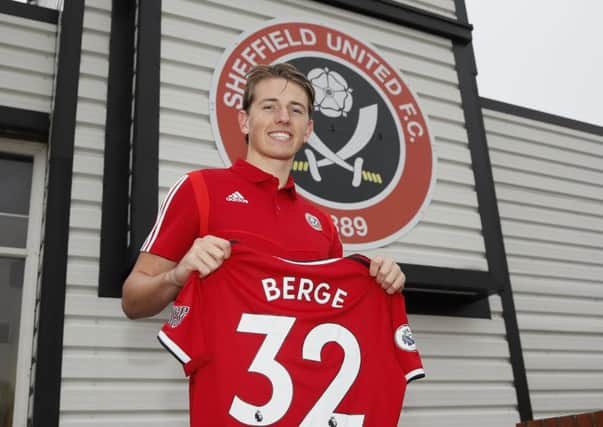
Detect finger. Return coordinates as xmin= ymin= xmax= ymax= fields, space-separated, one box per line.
xmin=386 ymin=272 xmax=404 ymax=294
xmin=369 ymin=256 xmax=383 ymax=277
xmin=382 ymin=267 xmax=399 ymax=288
xmin=376 ymin=258 xmax=395 ymax=284
xmin=204 ymin=244 xmax=228 ymax=262
xmin=198 ymin=250 xmax=220 ymax=273
xmin=215 ymin=238 xmax=232 ymax=259
xmin=191 ymin=240 xmax=225 ymax=263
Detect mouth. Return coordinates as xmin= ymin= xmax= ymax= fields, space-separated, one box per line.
xmin=268 ymin=131 xmax=292 ymax=141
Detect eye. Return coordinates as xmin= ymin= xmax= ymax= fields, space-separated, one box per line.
xmin=262 ymin=104 xmax=274 ymax=111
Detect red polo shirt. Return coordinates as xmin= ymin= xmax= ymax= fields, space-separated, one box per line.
xmin=141 ymin=160 xmax=342 ymax=261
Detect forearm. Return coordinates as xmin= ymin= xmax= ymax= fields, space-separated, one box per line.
xmin=121 ymin=269 xmax=182 ymax=319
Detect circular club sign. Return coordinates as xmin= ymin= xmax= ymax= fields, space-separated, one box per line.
xmin=210 ymin=19 xmax=436 ymax=250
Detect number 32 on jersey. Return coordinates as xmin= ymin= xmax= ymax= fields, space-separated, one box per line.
xmin=229 ymin=313 xmax=365 ymax=426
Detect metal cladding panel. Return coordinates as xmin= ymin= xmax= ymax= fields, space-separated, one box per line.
xmin=483 ymin=107 xmax=603 ymax=420
xmin=59 ymin=0 xmax=115 ymax=420
xmin=390 ymin=0 xmax=458 ymax=20
xmin=0 ymin=13 xmax=56 ymax=112
xmin=397 ymin=294 xmax=518 ymax=426
xmin=159 ymin=0 xmax=487 ymax=270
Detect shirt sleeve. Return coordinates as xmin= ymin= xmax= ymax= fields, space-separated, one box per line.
xmin=140 ymin=175 xmax=200 ymax=262
xmin=391 ymin=294 xmax=425 ymax=383
xmin=157 ymin=275 xmax=207 ymax=376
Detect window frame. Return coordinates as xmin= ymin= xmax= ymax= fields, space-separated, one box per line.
xmin=0 ymin=137 xmax=47 ymax=427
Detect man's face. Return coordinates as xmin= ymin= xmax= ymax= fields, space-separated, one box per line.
xmin=239 ymin=77 xmax=314 ymax=166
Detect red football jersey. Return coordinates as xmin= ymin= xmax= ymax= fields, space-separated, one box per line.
xmin=159 ymin=245 xmax=424 ymax=426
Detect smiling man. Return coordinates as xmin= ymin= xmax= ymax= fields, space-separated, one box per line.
xmin=121 ymin=63 xmax=405 ymax=319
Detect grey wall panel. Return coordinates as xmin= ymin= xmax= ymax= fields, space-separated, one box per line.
xmin=483 ymin=106 xmax=603 ymax=420
xmin=0 ymin=13 xmax=56 ymax=112
xmin=60 ymin=0 xmax=114 ymax=421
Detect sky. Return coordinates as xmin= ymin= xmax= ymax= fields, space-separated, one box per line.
xmin=464 ymin=0 xmax=603 ymax=127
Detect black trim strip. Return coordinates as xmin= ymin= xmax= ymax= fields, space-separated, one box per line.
xmin=403 ymin=264 xmax=499 ymax=294
xmin=98 ymin=0 xmax=136 ymax=298
xmin=0 ymin=0 xmax=58 ymax=24
xmin=0 ymin=106 xmax=49 ymax=142
xmin=453 ymin=0 xmax=469 ymax=24
xmin=313 ymin=0 xmax=472 ymax=43
xmin=406 ymin=372 xmax=426 ymax=384
xmin=129 ymin=0 xmax=161 ymax=263
xmin=157 ymin=334 xmax=187 ymax=365
xmin=453 ymin=0 xmax=532 ymax=419
xmin=481 ymin=97 xmax=603 ymax=136
xmin=405 ymin=289 xmax=491 ymax=318
xmin=32 ymin=1 xmax=84 ymax=426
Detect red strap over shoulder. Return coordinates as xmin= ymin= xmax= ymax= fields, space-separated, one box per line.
xmin=187 ymin=170 xmax=209 ymax=236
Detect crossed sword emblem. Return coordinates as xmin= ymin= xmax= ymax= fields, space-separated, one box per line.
xmin=302 ymin=104 xmax=381 ymax=188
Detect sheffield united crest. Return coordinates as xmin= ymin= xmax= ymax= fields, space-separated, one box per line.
xmin=210 ymin=19 xmax=437 ymax=249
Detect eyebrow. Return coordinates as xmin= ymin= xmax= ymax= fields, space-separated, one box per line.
xmin=258 ymin=98 xmax=308 ymax=110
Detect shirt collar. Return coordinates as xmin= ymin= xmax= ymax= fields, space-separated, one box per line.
xmin=231 ymin=159 xmax=297 ymax=196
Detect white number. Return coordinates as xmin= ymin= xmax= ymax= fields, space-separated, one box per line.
xmin=300 ymin=324 xmax=364 ymax=426
xmin=229 ymin=314 xmax=364 ymax=426
xmin=340 ymin=216 xmax=354 ymax=237
xmin=331 ymin=215 xmax=368 ymax=237
xmin=353 ymin=216 xmax=368 ymax=237
xmin=229 ymin=314 xmax=295 ymax=425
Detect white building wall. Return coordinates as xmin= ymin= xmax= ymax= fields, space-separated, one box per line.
xmin=0 ymin=12 xmax=56 ymax=112
xmin=56 ymin=0 xmax=128 ymax=425
xmin=483 ymin=107 xmax=603 ymax=420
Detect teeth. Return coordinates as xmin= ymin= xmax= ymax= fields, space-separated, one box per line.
xmin=270 ymin=132 xmax=290 ymax=140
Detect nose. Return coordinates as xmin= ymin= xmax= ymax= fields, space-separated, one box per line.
xmin=275 ymin=106 xmax=290 ymax=123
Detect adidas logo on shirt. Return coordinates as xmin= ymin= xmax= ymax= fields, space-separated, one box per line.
xmin=226 ymin=191 xmax=248 ymax=204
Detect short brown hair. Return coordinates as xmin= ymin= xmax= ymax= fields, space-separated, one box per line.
xmin=243 ymin=63 xmax=315 ymax=117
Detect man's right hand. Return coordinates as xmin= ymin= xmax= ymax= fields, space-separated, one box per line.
xmin=167 ymin=236 xmax=232 ymax=286
xmin=122 ymin=235 xmax=231 ymax=319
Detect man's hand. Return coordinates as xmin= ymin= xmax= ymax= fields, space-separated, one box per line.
xmin=167 ymin=235 xmax=232 ymax=287
xmin=122 ymin=235 xmax=232 ymax=319
xmin=369 ymin=255 xmax=405 ymax=294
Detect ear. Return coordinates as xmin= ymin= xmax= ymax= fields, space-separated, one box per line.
xmin=238 ymin=110 xmax=250 ymax=134
xmin=303 ymin=119 xmax=314 ymax=143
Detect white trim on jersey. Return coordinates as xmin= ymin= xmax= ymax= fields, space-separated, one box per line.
xmin=275 ymin=256 xmax=342 ymax=266
xmin=405 ymin=368 xmax=426 ymax=383
xmin=158 ymin=330 xmax=191 ymax=364
xmin=141 ymin=174 xmax=188 ymax=252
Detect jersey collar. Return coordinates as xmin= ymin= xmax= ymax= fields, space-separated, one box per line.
xmin=231 ymin=159 xmax=297 ymax=197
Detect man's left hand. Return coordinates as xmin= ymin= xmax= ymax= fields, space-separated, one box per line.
xmin=369 ymin=255 xmax=405 ymax=294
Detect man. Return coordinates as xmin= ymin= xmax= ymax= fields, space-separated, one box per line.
xmin=122 ymin=63 xmax=405 ymax=319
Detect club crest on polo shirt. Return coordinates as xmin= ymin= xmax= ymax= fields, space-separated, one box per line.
xmin=305 ymin=212 xmax=322 ymax=231
xmin=395 ymin=324 xmax=417 ymax=351
xmin=168 ymin=305 xmax=190 ymax=328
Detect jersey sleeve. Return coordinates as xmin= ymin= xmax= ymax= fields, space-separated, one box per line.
xmin=391 ymin=294 xmax=425 ymax=383
xmin=157 ymin=275 xmax=207 ymax=377
xmin=140 ymin=175 xmax=200 ymax=262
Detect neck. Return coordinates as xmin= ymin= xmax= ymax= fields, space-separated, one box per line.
xmin=245 ymin=155 xmax=293 ymax=188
